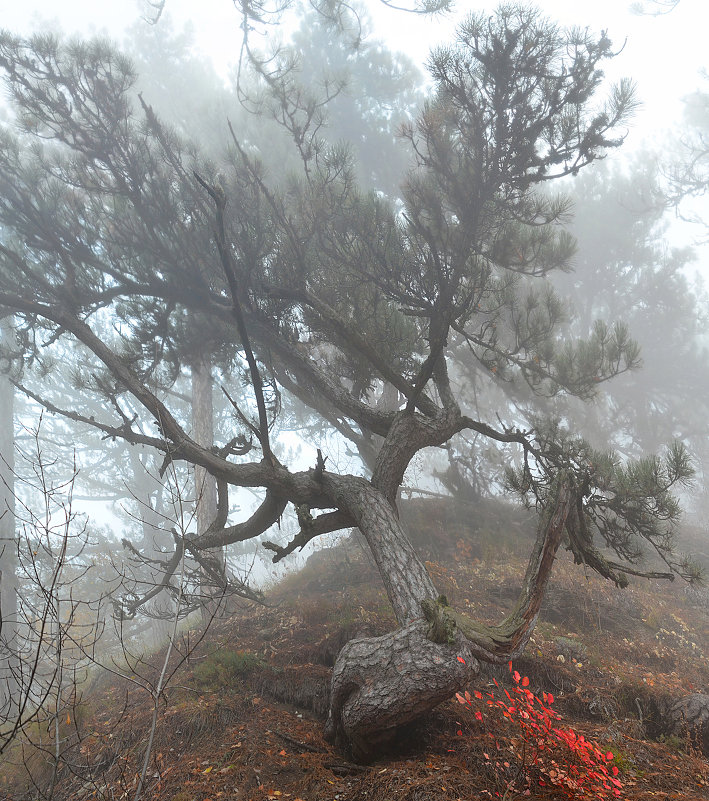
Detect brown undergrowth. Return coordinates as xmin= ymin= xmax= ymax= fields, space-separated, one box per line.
xmin=3 ymin=501 xmax=709 ymax=800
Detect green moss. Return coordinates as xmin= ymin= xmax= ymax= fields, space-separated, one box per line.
xmin=422 ymin=596 xmax=457 ymax=645
xmin=658 ymin=733 xmax=685 ymax=753
xmin=193 ymin=649 xmax=265 ymax=688
xmin=606 ymin=747 xmax=637 ymax=772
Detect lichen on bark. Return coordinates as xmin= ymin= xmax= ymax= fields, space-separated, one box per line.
xmin=421 ymin=595 xmax=457 ymax=645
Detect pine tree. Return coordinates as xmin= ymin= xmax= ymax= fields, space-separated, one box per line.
xmin=0 ymin=7 xmax=694 ymax=757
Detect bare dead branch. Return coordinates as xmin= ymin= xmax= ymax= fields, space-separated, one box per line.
xmin=263 ymin=509 xmax=353 ymax=562
xmin=12 ymin=379 xmax=168 ymax=451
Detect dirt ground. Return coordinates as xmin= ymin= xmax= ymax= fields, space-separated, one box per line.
xmin=4 ymin=508 xmax=709 ymax=801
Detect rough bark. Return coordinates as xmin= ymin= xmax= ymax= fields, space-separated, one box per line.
xmin=323 ymin=474 xmax=437 ymax=624
xmin=323 ymin=470 xmax=573 ymax=760
xmin=325 ymin=621 xmax=478 ymax=761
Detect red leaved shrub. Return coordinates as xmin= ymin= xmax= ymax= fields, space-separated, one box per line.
xmin=456 ymin=660 xmax=622 ymax=798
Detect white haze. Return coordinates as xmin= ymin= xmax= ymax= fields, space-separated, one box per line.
xmin=4 ymin=0 xmax=709 ymax=153
xmin=3 ymin=0 xmax=709 ymax=578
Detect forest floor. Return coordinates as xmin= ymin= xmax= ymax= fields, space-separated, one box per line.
xmin=4 ymin=497 xmax=709 ymax=800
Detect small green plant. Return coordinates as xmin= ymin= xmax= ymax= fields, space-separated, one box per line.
xmin=658 ymin=733 xmax=685 ymax=752
xmin=456 ymin=660 xmax=622 ymax=798
xmin=193 ymin=649 xmax=265 ymax=688
xmin=605 ymin=747 xmax=637 ymax=772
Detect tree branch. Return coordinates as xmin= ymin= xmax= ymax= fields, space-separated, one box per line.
xmin=449 ymin=471 xmax=573 ymax=661
xmin=405 ymin=313 xmax=450 ymax=413
xmin=118 ymin=529 xmax=185 ymax=619
xmin=262 ymin=509 xmax=353 ymax=563
xmin=194 ymin=171 xmax=275 ymax=464
xmin=266 ymin=286 xmax=438 ymax=417
xmin=12 ymin=379 xmax=169 ymax=451
xmin=189 ymin=489 xmax=288 ymax=550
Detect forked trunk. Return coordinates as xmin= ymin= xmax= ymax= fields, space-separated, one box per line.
xmin=322 ymin=473 xmax=572 ymax=761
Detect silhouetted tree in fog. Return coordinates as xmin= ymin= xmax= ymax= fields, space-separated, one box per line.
xmin=556 ymin=159 xmax=709 ymax=456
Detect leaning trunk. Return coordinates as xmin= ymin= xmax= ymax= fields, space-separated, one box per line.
xmin=322 ymin=475 xmax=479 ymax=760
xmin=322 ymin=471 xmax=572 ymax=761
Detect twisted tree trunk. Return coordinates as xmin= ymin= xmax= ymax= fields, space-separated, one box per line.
xmin=322 ymin=470 xmax=573 ymax=761
xmin=325 ymin=620 xmax=478 ymax=760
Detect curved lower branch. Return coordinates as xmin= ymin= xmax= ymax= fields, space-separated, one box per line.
xmin=263 ymin=509 xmax=353 ymax=563
xmin=446 ymin=472 xmax=573 ymax=661
xmin=190 ymin=488 xmax=288 ymax=550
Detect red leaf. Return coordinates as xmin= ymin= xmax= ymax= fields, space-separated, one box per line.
xmin=475 ymin=711 xmax=483 ymax=721
xmin=521 ymin=676 xmax=529 ymax=687
xmin=457 ymin=656 xmax=466 ymax=664
xmin=456 ymin=729 xmax=463 ymax=736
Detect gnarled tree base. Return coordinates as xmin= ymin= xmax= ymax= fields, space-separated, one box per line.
xmin=324 ymin=620 xmax=479 ymax=762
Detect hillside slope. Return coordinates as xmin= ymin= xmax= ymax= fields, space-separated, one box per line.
xmin=3 ymin=498 xmax=709 ymax=800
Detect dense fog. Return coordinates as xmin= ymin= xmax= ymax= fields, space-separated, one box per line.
xmin=1 ymin=1 xmax=709 ymax=797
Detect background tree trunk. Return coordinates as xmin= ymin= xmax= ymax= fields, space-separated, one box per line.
xmin=129 ymin=448 xmax=173 ymax=648
xmin=0 ymin=315 xmax=19 ymax=721
xmin=191 ymin=353 xmax=223 ymax=617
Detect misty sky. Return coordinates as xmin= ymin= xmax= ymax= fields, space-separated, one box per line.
xmin=3 ymin=0 xmax=709 ymax=154
xmin=4 ymin=0 xmax=709 ymax=278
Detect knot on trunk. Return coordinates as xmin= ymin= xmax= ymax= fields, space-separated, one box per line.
xmin=325 ymin=621 xmax=478 ymax=762
xmin=421 ymin=595 xmax=457 ymax=645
